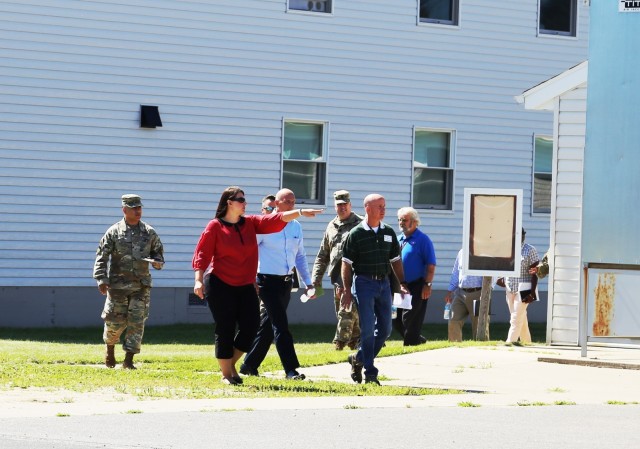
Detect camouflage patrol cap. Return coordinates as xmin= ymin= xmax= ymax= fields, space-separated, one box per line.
xmin=333 ymin=190 xmax=350 ymax=205
xmin=122 ymin=194 xmax=143 ymax=208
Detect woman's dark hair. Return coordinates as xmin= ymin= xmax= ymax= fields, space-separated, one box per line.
xmin=215 ymin=186 xmax=244 ymax=219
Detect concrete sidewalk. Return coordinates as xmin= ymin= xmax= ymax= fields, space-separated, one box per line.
xmin=303 ymin=344 xmax=640 ymax=406
xmin=1 ymin=345 xmax=639 ymax=418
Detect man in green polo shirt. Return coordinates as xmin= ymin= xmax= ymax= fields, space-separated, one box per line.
xmin=340 ymin=194 xmax=409 ymax=385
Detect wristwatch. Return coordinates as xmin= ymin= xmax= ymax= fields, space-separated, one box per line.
xmin=424 ymin=281 xmax=432 ymax=287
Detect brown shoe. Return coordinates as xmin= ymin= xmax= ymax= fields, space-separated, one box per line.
xmin=334 ymin=341 xmax=346 ymax=350
xmin=122 ymin=352 xmax=137 ymax=370
xmin=105 ymin=345 xmax=116 ymax=368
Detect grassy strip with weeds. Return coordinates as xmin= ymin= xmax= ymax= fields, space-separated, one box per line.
xmin=0 ymin=323 xmax=544 ymax=400
xmin=606 ymin=400 xmax=639 ymax=405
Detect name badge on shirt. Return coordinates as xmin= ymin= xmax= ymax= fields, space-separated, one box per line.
xmin=384 ymin=235 xmax=392 ymax=242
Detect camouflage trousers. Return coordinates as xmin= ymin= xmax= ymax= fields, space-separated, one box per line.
xmin=101 ymin=287 xmax=151 ymax=354
xmin=333 ymin=286 xmax=360 ymax=345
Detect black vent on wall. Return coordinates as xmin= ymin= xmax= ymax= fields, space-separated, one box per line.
xmin=140 ymin=105 xmax=162 ymax=128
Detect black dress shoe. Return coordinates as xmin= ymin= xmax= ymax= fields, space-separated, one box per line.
xmin=404 ymin=335 xmax=428 ymax=346
xmin=239 ymin=364 xmax=259 ymax=376
xmin=232 ymin=376 xmax=243 ymax=384
xmin=221 ymin=376 xmax=238 ymax=385
xmin=286 ymin=370 xmax=306 ymax=380
xmin=347 ymin=353 xmax=363 ymax=384
xmin=364 ymin=375 xmax=381 ymax=386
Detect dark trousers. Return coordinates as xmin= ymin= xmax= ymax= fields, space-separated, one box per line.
xmin=393 ymin=278 xmax=429 ymax=345
xmin=204 ymin=273 xmax=260 ymax=359
xmin=243 ymin=274 xmax=300 ymax=373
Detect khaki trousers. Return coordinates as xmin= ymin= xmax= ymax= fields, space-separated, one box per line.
xmin=505 ymin=291 xmax=531 ymax=343
xmin=447 ymin=288 xmax=482 ymax=342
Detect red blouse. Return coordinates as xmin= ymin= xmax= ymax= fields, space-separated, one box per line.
xmin=192 ymin=213 xmax=287 ymax=286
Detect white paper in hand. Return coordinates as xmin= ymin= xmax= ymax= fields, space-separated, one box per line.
xmin=393 ymin=293 xmax=412 ymax=310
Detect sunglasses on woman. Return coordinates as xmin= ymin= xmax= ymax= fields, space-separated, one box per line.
xmin=229 ymin=197 xmax=246 ymax=203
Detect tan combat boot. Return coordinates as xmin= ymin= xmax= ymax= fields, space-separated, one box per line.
xmin=122 ymin=352 xmax=136 ymax=370
xmin=105 ymin=345 xmax=116 ymax=368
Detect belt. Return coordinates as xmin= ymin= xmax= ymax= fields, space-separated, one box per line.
xmin=462 ymin=287 xmax=482 ymax=293
xmin=357 ymin=273 xmax=388 ymax=281
xmin=258 ymin=273 xmax=293 ymax=282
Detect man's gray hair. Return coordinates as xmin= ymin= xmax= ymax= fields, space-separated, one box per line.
xmin=397 ymin=207 xmax=420 ymax=226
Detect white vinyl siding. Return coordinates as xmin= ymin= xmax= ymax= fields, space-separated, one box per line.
xmin=0 ymin=0 xmax=589 ymax=299
xmin=549 ymin=85 xmax=586 ymax=345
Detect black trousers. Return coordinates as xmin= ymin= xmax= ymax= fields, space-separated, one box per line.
xmin=393 ymin=278 xmax=429 ymax=345
xmin=204 ymin=273 xmax=260 ymax=359
xmin=243 ymin=274 xmax=300 ymax=373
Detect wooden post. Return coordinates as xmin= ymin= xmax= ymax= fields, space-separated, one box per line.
xmin=475 ymin=276 xmax=493 ymax=341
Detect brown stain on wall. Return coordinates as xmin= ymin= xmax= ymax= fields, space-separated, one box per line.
xmin=593 ymin=273 xmax=616 ymax=336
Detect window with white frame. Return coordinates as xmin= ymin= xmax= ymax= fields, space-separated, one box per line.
xmin=282 ymin=121 xmax=327 ymax=204
xmin=288 ymin=0 xmax=332 ymax=14
xmin=413 ymin=129 xmax=454 ymax=210
xmin=419 ymin=0 xmax=459 ymax=26
xmin=538 ymin=0 xmax=577 ymax=37
xmin=533 ymin=135 xmax=553 ymax=214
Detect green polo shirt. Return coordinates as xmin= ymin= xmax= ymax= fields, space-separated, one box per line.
xmin=341 ymin=221 xmax=401 ymax=277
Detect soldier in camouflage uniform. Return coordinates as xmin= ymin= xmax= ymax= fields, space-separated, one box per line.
xmin=311 ymin=190 xmax=362 ymax=350
xmin=93 ymin=194 xmax=164 ymax=370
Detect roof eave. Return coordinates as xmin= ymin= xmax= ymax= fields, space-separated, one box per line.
xmin=515 ymin=61 xmax=589 ymax=110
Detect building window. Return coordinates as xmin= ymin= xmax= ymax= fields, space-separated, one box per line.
xmin=538 ymin=0 xmax=577 ymax=37
xmin=282 ymin=121 xmax=327 ymax=204
xmin=419 ymin=0 xmax=459 ymax=26
xmin=288 ymin=0 xmax=332 ymax=13
xmin=533 ymin=135 xmax=553 ymax=214
xmin=413 ymin=129 xmax=454 ymax=210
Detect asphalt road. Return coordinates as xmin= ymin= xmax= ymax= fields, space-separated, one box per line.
xmin=2 ymin=405 xmax=640 ymax=449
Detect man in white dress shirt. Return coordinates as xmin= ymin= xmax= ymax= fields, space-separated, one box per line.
xmin=240 ymin=188 xmax=313 ymax=380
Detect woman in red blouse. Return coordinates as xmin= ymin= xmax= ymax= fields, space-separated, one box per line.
xmin=192 ymin=186 xmax=322 ymax=385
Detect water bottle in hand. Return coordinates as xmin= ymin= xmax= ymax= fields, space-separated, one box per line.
xmin=300 ymin=288 xmax=316 ymax=303
xmin=444 ymin=303 xmax=451 ymax=320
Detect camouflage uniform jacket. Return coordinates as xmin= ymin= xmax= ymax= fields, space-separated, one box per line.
xmin=312 ymin=212 xmax=362 ymax=286
xmin=93 ymin=219 xmax=164 ymax=289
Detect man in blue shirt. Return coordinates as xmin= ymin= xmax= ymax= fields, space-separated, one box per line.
xmin=240 ymin=188 xmax=314 ymax=380
xmin=394 ymin=207 xmax=436 ymax=346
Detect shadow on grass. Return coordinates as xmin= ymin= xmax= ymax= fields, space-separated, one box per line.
xmin=0 ymin=323 xmax=546 ymax=345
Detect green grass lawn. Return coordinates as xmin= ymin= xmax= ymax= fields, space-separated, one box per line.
xmin=0 ymin=323 xmax=545 ymax=399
